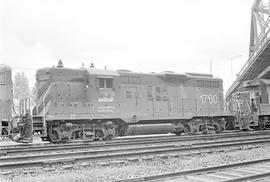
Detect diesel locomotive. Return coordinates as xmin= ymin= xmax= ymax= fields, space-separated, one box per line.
xmin=30 ymin=61 xmax=232 ymax=143
xmin=0 ymin=64 xmax=33 ymax=142
xmin=226 ymin=78 xmax=270 ymax=130
xmin=0 ymin=64 xmax=12 ymax=139
xmin=1 ymin=61 xmax=240 ymax=143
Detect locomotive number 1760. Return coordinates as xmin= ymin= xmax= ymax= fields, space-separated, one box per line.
xmin=200 ymin=94 xmax=218 ymax=104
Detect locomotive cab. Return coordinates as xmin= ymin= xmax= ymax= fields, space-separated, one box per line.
xmin=86 ymin=68 xmax=119 ymax=103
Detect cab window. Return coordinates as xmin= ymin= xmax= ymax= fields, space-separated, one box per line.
xmin=197 ymin=80 xmax=204 ymax=87
xmin=205 ymin=81 xmax=211 ymax=88
xmin=98 ymin=78 xmax=113 ymax=89
xmin=147 ymin=86 xmax=153 ymax=100
xmin=212 ymin=81 xmax=220 ymax=88
xmin=126 ymin=91 xmax=132 ymax=99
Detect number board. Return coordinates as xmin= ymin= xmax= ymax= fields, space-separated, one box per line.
xmin=199 ymin=94 xmax=218 ymax=104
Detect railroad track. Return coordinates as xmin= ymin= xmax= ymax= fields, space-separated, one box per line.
xmin=0 ymin=130 xmax=265 ymax=150
xmin=1 ymin=130 xmax=270 ymax=156
xmin=1 ymin=134 xmax=270 ymax=169
xmin=116 ymin=158 xmax=270 ymax=182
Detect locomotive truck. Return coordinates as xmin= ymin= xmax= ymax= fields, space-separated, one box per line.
xmin=30 ymin=61 xmax=232 ymax=143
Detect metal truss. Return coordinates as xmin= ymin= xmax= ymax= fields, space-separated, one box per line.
xmin=226 ymin=0 xmax=270 ymax=98
xmin=249 ymin=0 xmax=270 ymax=56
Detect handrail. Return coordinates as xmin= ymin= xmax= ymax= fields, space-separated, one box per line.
xmin=42 ymin=83 xmax=55 ymax=118
xmin=42 ymin=82 xmax=55 ymax=135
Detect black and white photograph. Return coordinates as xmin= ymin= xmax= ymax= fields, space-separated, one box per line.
xmin=2 ymin=0 xmax=270 ymax=181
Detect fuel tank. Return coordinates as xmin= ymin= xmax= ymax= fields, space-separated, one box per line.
xmin=125 ymin=123 xmax=174 ymax=135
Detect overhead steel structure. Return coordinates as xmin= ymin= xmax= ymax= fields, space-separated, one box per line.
xmin=226 ymin=0 xmax=270 ymax=97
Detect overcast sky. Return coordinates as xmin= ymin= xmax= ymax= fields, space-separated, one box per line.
xmin=0 ymin=0 xmax=254 ymax=92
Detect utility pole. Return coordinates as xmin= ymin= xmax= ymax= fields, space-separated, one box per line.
xmin=230 ymin=55 xmax=243 ymax=83
xmin=230 ymin=58 xmax=233 ymax=83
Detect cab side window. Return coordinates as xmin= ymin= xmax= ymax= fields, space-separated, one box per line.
xmin=197 ymin=80 xmax=204 ymax=87
xmin=155 ymin=86 xmax=161 ymax=101
xmin=98 ymin=78 xmax=113 ymax=89
xmin=126 ymin=90 xmax=132 ymax=99
xmin=147 ymin=86 xmax=153 ymax=100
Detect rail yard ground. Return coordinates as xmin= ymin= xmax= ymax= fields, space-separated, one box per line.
xmin=1 ymin=132 xmax=270 ymax=182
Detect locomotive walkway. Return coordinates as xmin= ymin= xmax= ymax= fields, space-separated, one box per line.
xmin=1 ymin=131 xmax=270 ymax=170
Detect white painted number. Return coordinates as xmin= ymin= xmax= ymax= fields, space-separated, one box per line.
xmin=200 ymin=94 xmax=218 ymax=104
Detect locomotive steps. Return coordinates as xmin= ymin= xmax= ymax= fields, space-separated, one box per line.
xmin=1 ymin=131 xmax=270 ymax=169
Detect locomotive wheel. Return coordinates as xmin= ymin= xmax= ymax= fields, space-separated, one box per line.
xmin=0 ymin=128 xmax=8 ymax=141
xmin=71 ymin=130 xmax=84 ymax=140
xmin=174 ymin=126 xmax=189 ymax=135
xmin=49 ymin=130 xmax=61 ymax=143
xmin=101 ymin=121 xmax=119 ymax=140
xmin=41 ymin=136 xmax=49 ymax=141
xmin=200 ymin=124 xmax=214 ymax=134
xmin=95 ymin=130 xmax=104 ymax=140
xmin=258 ymin=120 xmax=266 ymax=130
xmin=212 ymin=123 xmax=222 ymax=133
xmin=102 ymin=135 xmax=113 ymax=141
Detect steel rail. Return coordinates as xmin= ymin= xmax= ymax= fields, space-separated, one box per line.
xmin=1 ymin=130 xmax=269 ymax=150
xmin=1 ymin=130 xmax=267 ymax=151
xmin=1 ymin=131 xmax=270 ymax=155
xmin=2 ymin=135 xmax=270 ymax=157
xmin=2 ymin=127 xmax=267 ymax=149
